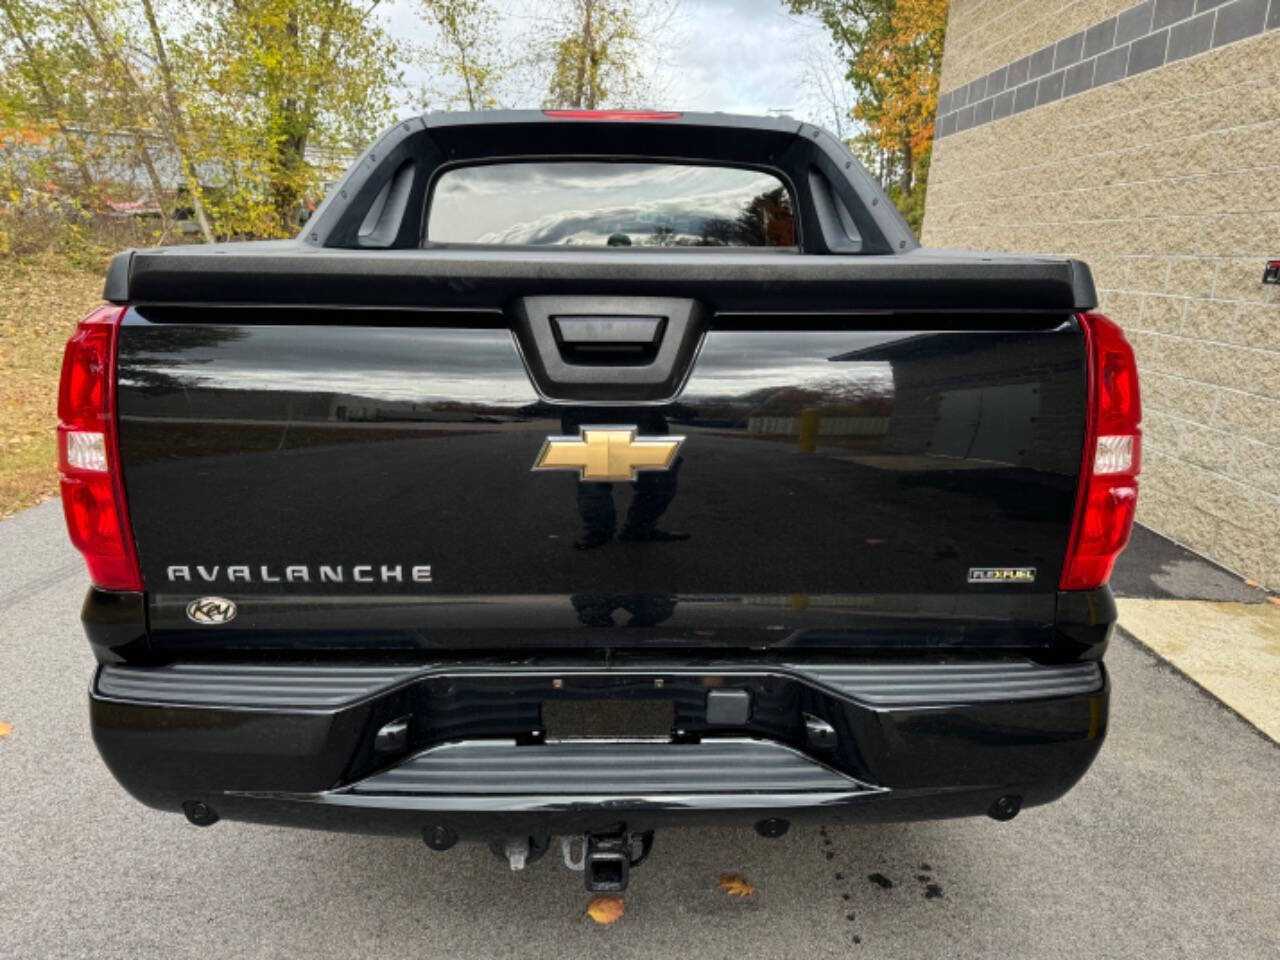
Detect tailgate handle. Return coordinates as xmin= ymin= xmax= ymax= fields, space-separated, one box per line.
xmin=553 ymin=316 xmax=662 ymax=345
xmin=552 ymin=316 xmax=666 ymax=366
xmin=514 ymin=296 xmax=706 ymax=402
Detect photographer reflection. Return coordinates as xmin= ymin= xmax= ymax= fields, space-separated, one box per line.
xmin=561 ymin=407 xmax=689 ymax=551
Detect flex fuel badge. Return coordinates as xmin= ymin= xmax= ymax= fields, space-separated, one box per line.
xmin=968 ymin=567 xmax=1037 ymax=584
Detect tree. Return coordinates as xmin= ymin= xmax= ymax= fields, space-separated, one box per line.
xmin=734 ymin=186 xmax=795 ymax=247
xmin=0 ymin=0 xmax=95 ymax=195
xmin=136 ymin=0 xmax=214 ymax=241
xmin=534 ymin=0 xmax=676 ymax=109
xmin=418 ymin=0 xmax=505 ymax=110
xmin=0 ymin=0 xmax=404 ymax=245
xmin=0 ymin=0 xmax=166 ymax=254
xmin=73 ymin=0 xmax=215 ymax=241
xmin=796 ymin=33 xmax=858 ymax=141
xmin=785 ymin=0 xmax=946 ymax=233
xmin=182 ymin=0 xmax=403 ymax=236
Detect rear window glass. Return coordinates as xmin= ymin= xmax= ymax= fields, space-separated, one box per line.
xmin=427 ymin=161 xmax=795 ymax=247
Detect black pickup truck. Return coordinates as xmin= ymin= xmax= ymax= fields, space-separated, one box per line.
xmin=61 ymin=111 xmax=1140 ymax=891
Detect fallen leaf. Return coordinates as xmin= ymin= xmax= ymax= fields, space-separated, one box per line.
xmin=586 ymin=895 xmax=624 ymax=924
xmin=1244 ymin=579 xmax=1260 ymax=588
xmin=0 ymin=721 xmax=12 ymax=738
xmin=718 ymin=873 xmax=756 ymax=897
xmin=1267 ymin=596 xmax=1280 ymax=607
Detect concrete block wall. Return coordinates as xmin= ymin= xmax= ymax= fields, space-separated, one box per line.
xmin=923 ymin=1 xmax=1280 ymax=587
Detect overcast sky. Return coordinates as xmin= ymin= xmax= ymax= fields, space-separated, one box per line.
xmin=379 ymin=0 xmax=854 ymax=128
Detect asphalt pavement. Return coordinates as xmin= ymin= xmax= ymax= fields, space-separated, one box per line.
xmin=2 ymin=500 xmax=1278 ymax=959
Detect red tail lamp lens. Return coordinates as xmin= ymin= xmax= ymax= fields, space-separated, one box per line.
xmin=56 ymin=306 xmax=142 ymax=591
xmin=1060 ymin=313 xmax=1142 ymax=590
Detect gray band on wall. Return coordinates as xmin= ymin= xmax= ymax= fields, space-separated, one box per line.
xmin=936 ymin=0 xmax=1280 ymax=139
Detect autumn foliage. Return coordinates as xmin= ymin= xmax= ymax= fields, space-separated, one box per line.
xmin=787 ymin=0 xmax=948 ymax=233
xmin=718 ymin=873 xmax=757 ymax=897
xmin=0 ymin=0 xmax=402 ymax=251
xmin=586 ymin=895 xmax=625 ymax=924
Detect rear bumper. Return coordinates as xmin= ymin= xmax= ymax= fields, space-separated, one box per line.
xmin=89 ymin=657 xmax=1108 ymax=839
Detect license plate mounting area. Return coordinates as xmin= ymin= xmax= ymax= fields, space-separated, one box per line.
xmin=541 ymin=698 xmax=674 ymax=740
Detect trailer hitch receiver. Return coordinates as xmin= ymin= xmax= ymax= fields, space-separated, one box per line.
xmin=561 ymin=829 xmax=654 ymax=892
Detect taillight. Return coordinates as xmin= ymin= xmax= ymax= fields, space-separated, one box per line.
xmin=57 ymin=305 xmax=142 ymax=591
xmin=1060 ymin=312 xmax=1142 ymax=590
xmin=542 ymin=110 xmax=683 ymax=120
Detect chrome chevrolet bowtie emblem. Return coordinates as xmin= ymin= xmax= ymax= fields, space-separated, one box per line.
xmin=533 ymin=426 xmax=684 ymax=482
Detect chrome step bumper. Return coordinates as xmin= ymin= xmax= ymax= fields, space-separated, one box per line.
xmin=90 ymin=655 xmax=1108 ymax=834
xmin=97 ymin=659 xmax=1104 ymax=710
xmin=350 ymin=738 xmax=869 ymax=797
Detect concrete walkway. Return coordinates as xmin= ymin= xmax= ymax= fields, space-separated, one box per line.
xmin=1110 ymin=524 xmax=1278 ymax=742
xmin=1118 ymin=600 xmax=1279 ymax=742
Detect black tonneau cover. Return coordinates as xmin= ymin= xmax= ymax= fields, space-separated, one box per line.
xmin=105 ymin=244 xmax=1096 ymax=314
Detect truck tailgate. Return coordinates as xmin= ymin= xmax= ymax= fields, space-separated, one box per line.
xmin=114 ymin=268 xmax=1087 ymax=654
